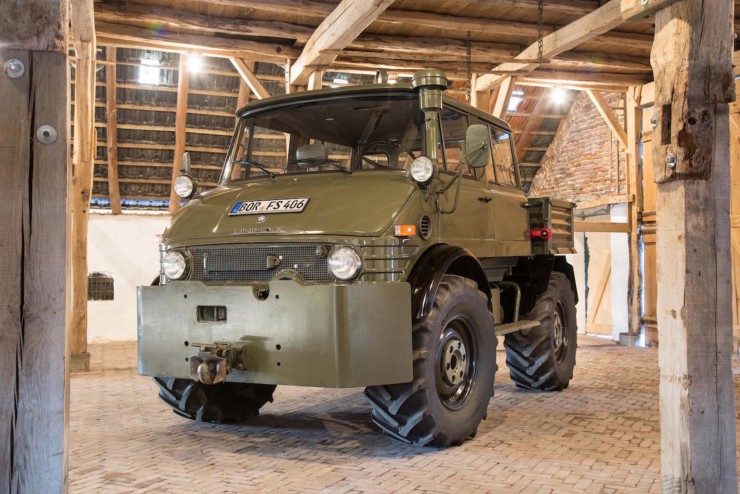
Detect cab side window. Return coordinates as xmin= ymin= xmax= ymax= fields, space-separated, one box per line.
xmin=438 ymin=107 xmax=470 ymax=176
xmin=490 ymin=128 xmax=518 ymax=187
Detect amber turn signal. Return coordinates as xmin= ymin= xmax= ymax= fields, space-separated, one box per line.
xmin=394 ymin=224 xmax=417 ymax=237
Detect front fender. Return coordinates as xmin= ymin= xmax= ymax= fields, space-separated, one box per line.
xmin=407 ymin=244 xmax=491 ymax=322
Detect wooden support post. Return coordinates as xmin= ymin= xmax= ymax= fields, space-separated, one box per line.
xmin=168 ymin=54 xmax=190 ymax=214
xmin=307 ymin=70 xmax=323 ymax=91
xmin=492 ymin=76 xmax=516 ymax=119
xmin=0 ymin=0 xmax=70 ymax=491
xmin=621 ymin=87 xmax=643 ymax=346
xmin=70 ymin=0 xmax=96 ymax=371
xmin=651 ymin=1 xmax=738 ymax=491
xmin=105 ymin=46 xmax=122 ymax=214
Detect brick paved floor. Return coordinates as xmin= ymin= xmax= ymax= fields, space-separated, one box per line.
xmin=69 ymin=336 xmax=740 ymax=493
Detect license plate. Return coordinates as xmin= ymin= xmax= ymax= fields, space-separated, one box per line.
xmin=229 ymin=198 xmax=309 ymax=216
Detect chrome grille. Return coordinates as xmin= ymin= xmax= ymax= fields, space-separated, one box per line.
xmin=187 ymin=244 xmax=330 ymax=283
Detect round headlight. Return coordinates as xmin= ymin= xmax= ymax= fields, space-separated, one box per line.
xmin=162 ymin=250 xmax=188 ymax=280
xmin=328 ymin=246 xmax=362 ymax=281
xmin=174 ymin=175 xmax=196 ymax=199
xmin=409 ymin=156 xmax=434 ymax=183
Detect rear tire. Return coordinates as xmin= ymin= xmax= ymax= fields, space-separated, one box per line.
xmin=154 ymin=377 xmax=276 ymax=423
xmin=365 ymin=276 xmax=496 ymax=447
xmin=503 ymin=272 xmax=577 ymax=391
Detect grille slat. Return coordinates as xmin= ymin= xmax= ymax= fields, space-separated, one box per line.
xmin=188 ymin=244 xmax=330 ymax=283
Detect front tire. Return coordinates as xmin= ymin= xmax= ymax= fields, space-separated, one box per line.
xmin=365 ymin=276 xmax=496 ymax=447
xmin=503 ymin=271 xmax=577 ymax=391
xmin=154 ymin=377 xmax=276 ymax=423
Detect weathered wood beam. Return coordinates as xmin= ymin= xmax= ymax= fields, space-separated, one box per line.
xmin=191 ymin=0 xmax=598 ymax=18
xmin=70 ymin=0 xmax=95 ymax=372
xmin=347 ymin=37 xmax=520 ymax=62
xmin=476 ymin=0 xmax=678 ymax=91
xmin=585 ymin=89 xmax=628 ymax=148
xmin=231 ymin=58 xmax=270 ymax=99
xmin=622 ymin=87 xmax=643 ymax=345
xmin=289 ymin=0 xmax=394 ymax=86
xmin=105 ymin=47 xmax=122 ymax=214
xmin=95 ymin=22 xmax=299 ymax=64
xmin=651 ymin=0 xmax=738 ymax=491
xmin=492 ymin=76 xmax=517 ymax=119
xmin=0 ymin=0 xmax=69 ymax=491
xmin=95 ymin=2 xmax=315 ymax=42
xmin=308 ymin=70 xmax=324 ymax=90
xmin=168 ymin=54 xmax=190 ymax=215
xmin=574 ymin=221 xmax=631 ymax=233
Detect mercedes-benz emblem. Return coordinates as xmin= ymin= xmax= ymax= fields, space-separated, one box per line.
xmin=256 ymin=215 xmax=267 ymax=223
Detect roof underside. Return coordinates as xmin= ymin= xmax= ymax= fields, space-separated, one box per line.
xmin=81 ymin=0 xmax=740 ymax=209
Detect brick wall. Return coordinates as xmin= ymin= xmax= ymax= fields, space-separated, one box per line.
xmin=528 ymin=92 xmax=627 ymax=203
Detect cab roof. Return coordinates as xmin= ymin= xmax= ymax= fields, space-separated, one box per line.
xmin=235 ymin=83 xmax=512 ymax=133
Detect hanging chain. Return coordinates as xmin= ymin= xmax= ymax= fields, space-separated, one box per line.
xmin=537 ymin=0 xmax=544 ymax=64
xmin=466 ymin=31 xmax=473 ymax=103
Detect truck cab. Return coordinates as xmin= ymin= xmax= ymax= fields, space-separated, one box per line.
xmin=138 ymin=70 xmax=578 ymax=447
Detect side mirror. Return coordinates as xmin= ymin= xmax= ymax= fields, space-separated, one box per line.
xmin=464 ymin=124 xmax=489 ymax=169
xmin=180 ymin=151 xmax=191 ymax=175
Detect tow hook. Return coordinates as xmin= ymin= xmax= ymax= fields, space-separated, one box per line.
xmin=189 ymin=342 xmax=246 ymax=385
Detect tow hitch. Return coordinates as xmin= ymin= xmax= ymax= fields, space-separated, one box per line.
xmin=189 ymin=342 xmax=246 ymax=385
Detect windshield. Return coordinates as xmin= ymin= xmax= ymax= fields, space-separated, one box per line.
xmin=221 ymin=92 xmax=424 ymax=184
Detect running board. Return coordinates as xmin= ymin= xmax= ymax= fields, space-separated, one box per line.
xmin=494 ymin=319 xmax=540 ymax=336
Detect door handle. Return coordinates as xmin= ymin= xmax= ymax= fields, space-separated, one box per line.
xmin=478 ymin=197 xmax=492 ymax=203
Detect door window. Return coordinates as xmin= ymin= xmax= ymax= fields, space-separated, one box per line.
xmin=490 ymin=128 xmax=518 ymax=187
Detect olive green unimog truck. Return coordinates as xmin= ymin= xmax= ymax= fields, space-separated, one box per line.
xmin=138 ymin=70 xmax=578 ymax=447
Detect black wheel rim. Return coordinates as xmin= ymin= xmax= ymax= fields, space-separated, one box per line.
xmin=436 ymin=316 xmax=477 ymax=410
xmin=553 ymin=300 xmax=569 ymax=363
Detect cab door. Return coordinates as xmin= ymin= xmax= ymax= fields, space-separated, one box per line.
xmin=436 ymin=107 xmax=495 ymax=257
xmin=486 ymin=126 xmax=530 ymax=257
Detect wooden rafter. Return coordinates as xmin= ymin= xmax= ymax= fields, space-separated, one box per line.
xmin=231 ymin=58 xmax=270 ymax=99
xmin=105 ymin=46 xmax=122 ymax=215
xmin=513 ymin=89 xmax=550 ymax=161
xmin=585 ymin=89 xmax=628 ymax=148
xmin=289 ymin=0 xmax=394 ymax=86
xmin=475 ymin=0 xmax=681 ymax=91
xmin=168 ymin=54 xmax=190 ymax=215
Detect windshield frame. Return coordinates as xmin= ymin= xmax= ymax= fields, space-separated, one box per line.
xmin=219 ymin=89 xmax=424 ymax=185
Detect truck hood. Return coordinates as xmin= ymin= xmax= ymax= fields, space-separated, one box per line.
xmin=164 ymin=171 xmax=417 ymax=243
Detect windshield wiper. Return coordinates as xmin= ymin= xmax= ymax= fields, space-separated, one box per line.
xmin=235 ymin=159 xmax=277 ymax=179
xmin=292 ymin=159 xmax=352 ymax=175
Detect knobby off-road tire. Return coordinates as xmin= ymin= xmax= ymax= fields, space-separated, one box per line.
xmin=504 ymin=271 xmax=577 ymax=391
xmin=365 ymin=275 xmax=496 ymax=447
xmin=154 ymin=377 xmax=276 ymax=423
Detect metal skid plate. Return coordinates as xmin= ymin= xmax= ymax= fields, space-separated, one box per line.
xmin=138 ymin=281 xmax=412 ymax=388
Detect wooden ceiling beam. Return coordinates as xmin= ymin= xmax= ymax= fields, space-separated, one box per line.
xmin=476 ymin=0 xmax=678 ymax=91
xmin=191 ymin=0 xmax=598 ymax=18
xmin=95 ymin=22 xmax=299 ymax=63
xmin=585 ymin=89 xmax=628 ymax=147
xmin=289 ymin=0 xmax=395 ymax=86
xmin=231 ymin=58 xmax=270 ymax=99
xmin=94 ymin=2 xmax=314 ymax=42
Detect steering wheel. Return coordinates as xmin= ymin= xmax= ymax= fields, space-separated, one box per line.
xmin=361 ymin=140 xmax=417 ymax=169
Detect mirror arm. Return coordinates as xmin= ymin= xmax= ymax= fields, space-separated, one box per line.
xmin=437 ymin=165 xmax=464 ymax=214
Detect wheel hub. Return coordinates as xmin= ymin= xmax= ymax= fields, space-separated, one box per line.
xmin=441 ymin=338 xmax=468 ymax=387
xmin=553 ymin=302 xmax=568 ymax=362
